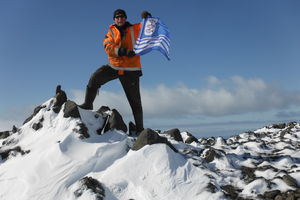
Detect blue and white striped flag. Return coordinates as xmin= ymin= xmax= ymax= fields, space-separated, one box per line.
xmin=134 ymin=17 xmax=170 ymax=60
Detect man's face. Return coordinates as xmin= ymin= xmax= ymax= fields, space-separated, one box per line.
xmin=114 ymin=15 xmax=126 ymax=26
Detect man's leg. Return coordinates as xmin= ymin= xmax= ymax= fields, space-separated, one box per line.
xmin=120 ymin=76 xmax=144 ymax=134
xmin=79 ymin=65 xmax=118 ymax=109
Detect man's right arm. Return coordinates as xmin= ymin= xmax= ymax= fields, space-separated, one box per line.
xmin=103 ymin=29 xmax=118 ymax=57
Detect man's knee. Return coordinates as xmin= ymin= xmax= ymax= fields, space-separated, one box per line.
xmin=87 ymin=73 xmax=100 ymax=89
xmin=87 ymin=65 xmax=114 ymax=89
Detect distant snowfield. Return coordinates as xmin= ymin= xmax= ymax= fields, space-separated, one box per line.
xmin=0 ymin=98 xmax=299 ymax=200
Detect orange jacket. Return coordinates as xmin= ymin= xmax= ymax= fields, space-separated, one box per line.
xmin=103 ymin=23 xmax=142 ymax=73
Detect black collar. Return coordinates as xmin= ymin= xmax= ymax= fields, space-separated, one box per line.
xmin=114 ymin=22 xmax=132 ymax=38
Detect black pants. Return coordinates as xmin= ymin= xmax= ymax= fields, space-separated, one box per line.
xmin=88 ymin=65 xmax=143 ymax=132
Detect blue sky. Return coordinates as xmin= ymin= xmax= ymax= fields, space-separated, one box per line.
xmin=1 ymin=0 xmax=300 ymax=137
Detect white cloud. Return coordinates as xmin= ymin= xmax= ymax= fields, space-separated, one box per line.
xmin=207 ymin=75 xmax=221 ymax=85
xmin=2 ymin=76 xmax=299 ymax=135
xmin=71 ymin=76 xmax=300 ymax=118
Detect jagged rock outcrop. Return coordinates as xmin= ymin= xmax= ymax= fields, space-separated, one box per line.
xmin=220 ymin=185 xmax=242 ymax=199
xmin=103 ymin=109 xmax=127 ymax=133
xmin=185 ymin=132 xmax=199 ymax=144
xmin=282 ymin=174 xmax=299 ymax=188
xmin=63 ymin=100 xmax=81 ymax=118
xmin=0 ymin=146 xmax=30 ymax=161
xmin=132 ymin=128 xmax=178 ymax=152
xmin=73 ymin=123 xmax=90 ymax=139
xmin=74 ymin=176 xmax=105 ymax=200
xmin=164 ymin=128 xmax=183 ymax=142
xmin=12 ymin=125 xmax=18 ymax=133
xmin=0 ymin=131 xmax=10 ymax=139
xmin=32 ymin=117 xmax=44 ymax=131
xmin=202 ymin=147 xmax=222 ymax=163
xmin=53 ymin=85 xmax=67 ymax=113
xmin=95 ymin=106 xmax=127 ymax=134
xmin=23 ymin=105 xmax=46 ymax=125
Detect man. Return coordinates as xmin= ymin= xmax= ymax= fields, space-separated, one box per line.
xmin=79 ymin=9 xmax=151 ymax=135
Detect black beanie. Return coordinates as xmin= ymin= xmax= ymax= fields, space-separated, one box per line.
xmin=113 ymin=9 xmax=127 ymax=19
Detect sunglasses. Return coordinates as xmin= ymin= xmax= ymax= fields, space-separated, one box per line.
xmin=115 ymin=15 xmax=125 ymax=19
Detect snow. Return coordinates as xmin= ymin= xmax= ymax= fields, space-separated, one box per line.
xmin=272 ymin=178 xmax=295 ymax=192
xmin=241 ymin=178 xmax=268 ymax=197
xmin=0 ymin=98 xmax=300 ymax=200
xmin=255 ymin=168 xmax=278 ymax=180
xmin=94 ymin=144 xmax=219 ymax=200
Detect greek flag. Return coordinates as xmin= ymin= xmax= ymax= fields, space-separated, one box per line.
xmin=134 ymin=17 xmax=170 ymax=60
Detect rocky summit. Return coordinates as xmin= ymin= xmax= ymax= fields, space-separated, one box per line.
xmin=0 ymin=87 xmax=299 ymax=200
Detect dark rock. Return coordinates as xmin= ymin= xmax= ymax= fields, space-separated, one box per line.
xmin=96 ymin=106 xmax=110 ymax=114
xmin=74 ymin=176 xmax=105 ymax=200
xmin=12 ymin=125 xmax=18 ymax=133
xmin=132 ymin=128 xmax=177 ymax=152
xmin=164 ymin=128 xmax=183 ymax=142
xmin=272 ymin=123 xmax=286 ymax=129
xmin=206 ymin=182 xmax=217 ymax=193
xmin=221 ymin=185 xmax=241 ymax=199
xmin=0 ymin=131 xmax=10 ymax=139
xmin=287 ymin=191 xmax=296 ymax=200
xmin=74 ymin=123 xmax=89 ymax=139
xmin=203 ymin=148 xmax=218 ymax=163
xmin=185 ymin=132 xmax=199 ymax=144
xmin=283 ymin=174 xmax=299 ymax=188
xmin=241 ymin=167 xmax=256 ymax=183
xmin=2 ymin=138 xmax=17 ymax=146
xmin=32 ymin=122 xmax=43 ymax=131
xmin=263 ymin=190 xmax=281 ymax=199
xmin=273 ymin=188 xmax=300 ymax=200
xmin=207 ymin=137 xmax=216 ymax=145
xmin=79 ymin=123 xmax=89 ymax=139
xmin=31 ymin=117 xmax=44 ymax=131
xmin=128 ymin=121 xmax=137 ymax=136
xmin=63 ymin=100 xmax=81 ymax=118
xmin=95 ymin=106 xmax=111 ymax=134
xmin=103 ymin=109 xmax=127 ymax=133
xmin=275 ymin=195 xmax=283 ymax=200
xmin=0 ymin=146 xmax=30 ymax=160
xmin=23 ymin=105 xmax=46 ymax=124
xmin=183 ymin=148 xmax=203 ymax=157
xmin=287 ymin=122 xmax=297 ymax=128
xmin=53 ymin=85 xmax=68 ymax=113
xmin=199 ymin=138 xmax=207 ymax=144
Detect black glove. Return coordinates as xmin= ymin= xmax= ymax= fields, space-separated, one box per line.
xmin=118 ymin=47 xmax=128 ymax=56
xmin=127 ymin=50 xmax=136 ymax=57
xmin=118 ymin=47 xmax=136 ymax=57
xmin=141 ymin=11 xmax=152 ymax=19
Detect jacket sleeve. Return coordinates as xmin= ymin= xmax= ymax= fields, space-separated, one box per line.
xmin=103 ymin=29 xmax=119 ymax=57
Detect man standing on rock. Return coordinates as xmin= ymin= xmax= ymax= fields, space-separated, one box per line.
xmin=79 ymin=9 xmax=152 ymax=135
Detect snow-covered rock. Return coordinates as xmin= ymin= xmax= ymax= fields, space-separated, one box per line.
xmin=0 ymin=89 xmax=300 ymax=200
